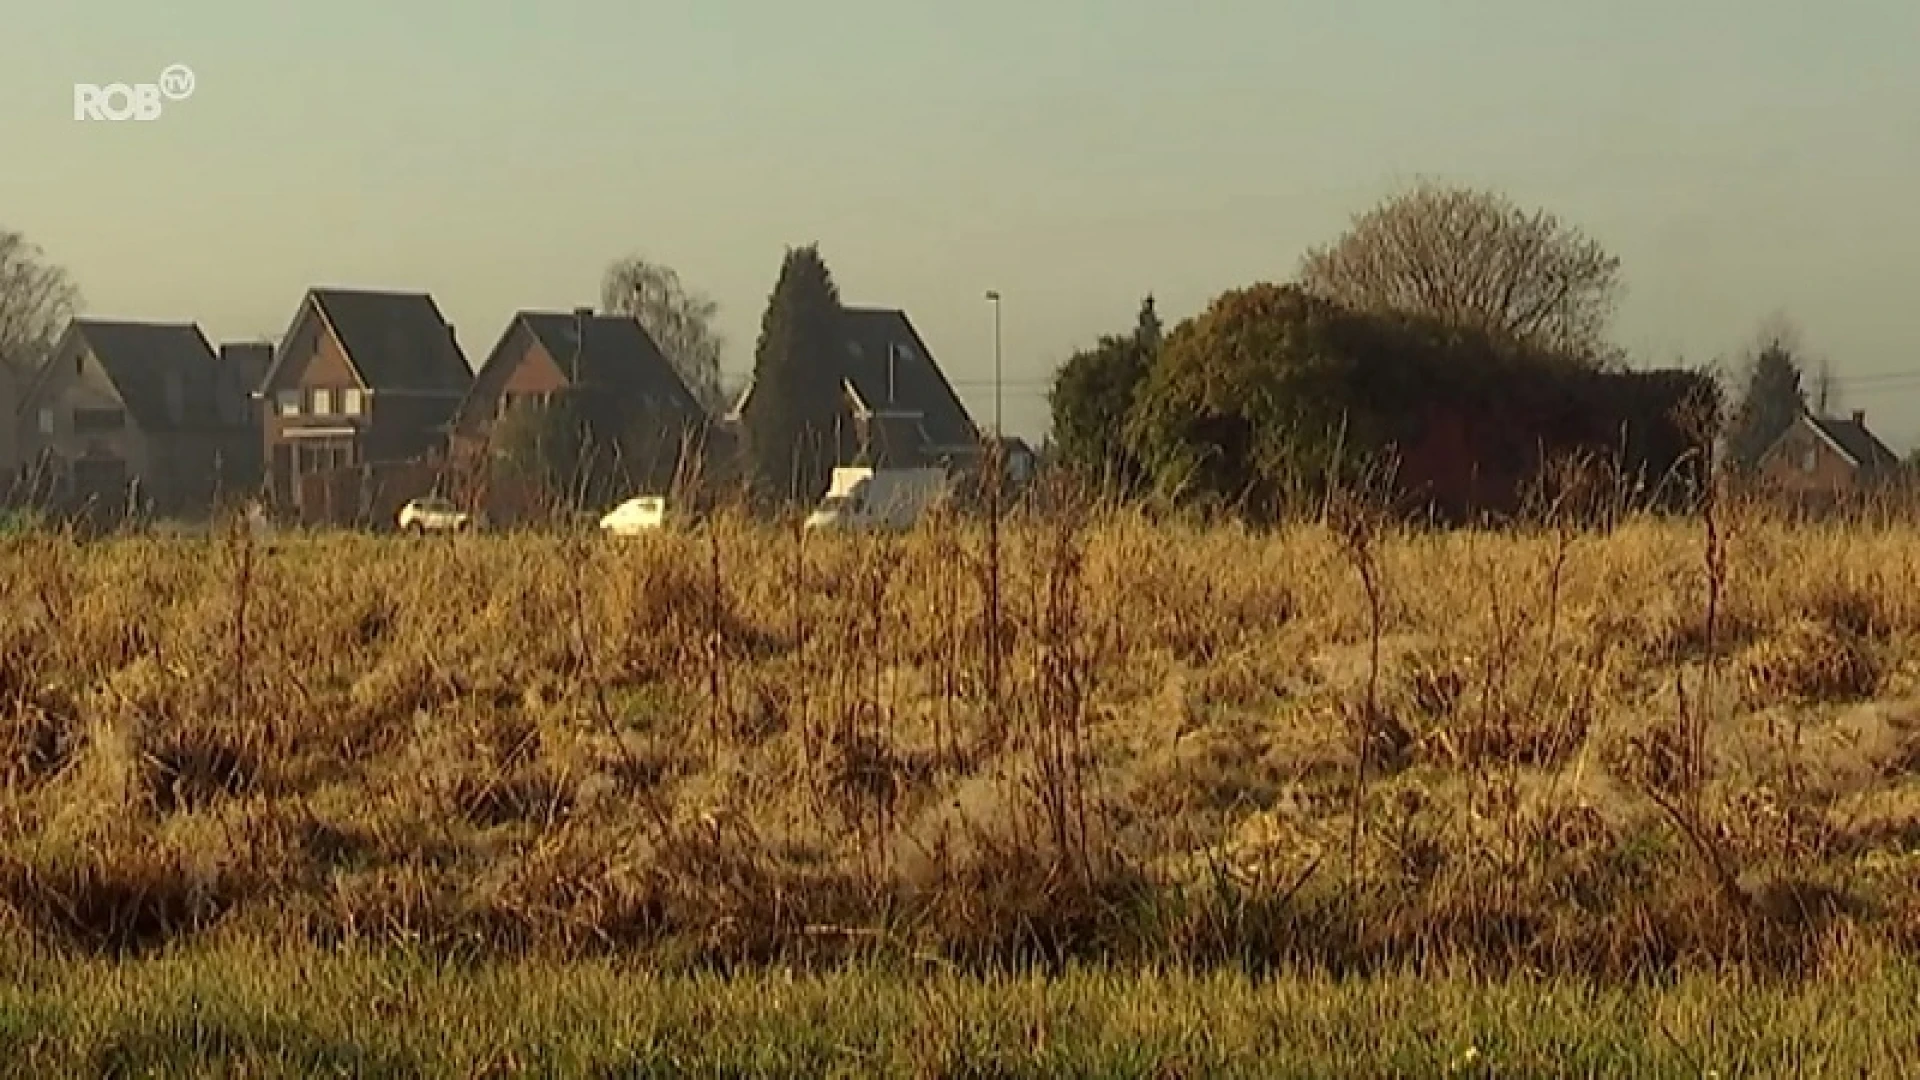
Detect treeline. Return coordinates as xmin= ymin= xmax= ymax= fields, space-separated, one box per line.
xmin=1046 ymin=182 xmax=1723 ymax=523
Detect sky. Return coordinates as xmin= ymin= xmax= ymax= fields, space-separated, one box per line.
xmin=3 ymin=0 xmax=1918 ymax=444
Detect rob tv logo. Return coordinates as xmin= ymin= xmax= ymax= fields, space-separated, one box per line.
xmin=74 ymin=64 xmax=196 ymax=121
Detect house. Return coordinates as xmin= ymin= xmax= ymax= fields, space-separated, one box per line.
xmin=450 ymin=308 xmax=706 ymax=456
xmin=447 ymin=308 xmax=710 ymax=514
xmin=993 ymin=435 xmax=1038 ymax=488
xmin=256 ymin=287 xmax=471 ymax=519
xmin=15 ymin=319 xmax=258 ymax=517
xmin=1756 ymin=408 xmax=1902 ymax=497
xmin=727 ymin=306 xmax=981 ymax=471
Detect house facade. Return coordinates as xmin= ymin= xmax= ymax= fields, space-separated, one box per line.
xmin=1756 ymin=408 xmax=1902 ymax=497
xmin=726 ymin=306 xmax=982 ymax=474
xmin=450 ymin=308 xmax=705 ymax=455
xmin=257 ymin=287 xmax=471 ymax=521
xmin=448 ymin=308 xmax=710 ymax=516
xmin=15 ymin=319 xmax=257 ymax=517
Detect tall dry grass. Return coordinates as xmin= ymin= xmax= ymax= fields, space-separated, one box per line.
xmin=4 ymin=492 xmax=1920 ymax=978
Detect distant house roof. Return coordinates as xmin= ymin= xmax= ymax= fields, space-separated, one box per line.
xmin=39 ymin=319 xmax=229 ymax=432
xmin=516 ymin=311 xmax=704 ymax=416
xmin=1791 ymin=409 xmax=1901 ymax=474
xmin=215 ymin=342 xmax=273 ymax=413
xmin=840 ymin=307 xmax=978 ymax=449
xmin=272 ymin=287 xmax=470 ymax=393
xmin=994 ymin=435 xmax=1035 ymax=459
xmin=855 ymin=412 xmax=935 ymax=468
xmin=726 ymin=306 xmax=980 ymax=452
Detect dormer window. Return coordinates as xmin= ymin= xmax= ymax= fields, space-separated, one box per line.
xmin=276 ymin=390 xmax=301 ymax=417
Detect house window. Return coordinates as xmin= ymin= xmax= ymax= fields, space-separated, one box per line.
xmin=73 ymin=408 xmax=124 ymax=434
xmin=37 ymin=408 xmax=53 ymax=435
xmin=311 ymin=388 xmax=333 ymax=415
xmin=1801 ymin=446 xmax=1817 ymax=473
xmin=295 ymin=441 xmax=355 ymax=474
xmin=276 ymin=390 xmax=301 ymax=417
xmin=342 ymin=388 xmax=364 ymax=416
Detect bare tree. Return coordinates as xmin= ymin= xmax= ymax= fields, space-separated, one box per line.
xmin=600 ymin=255 xmax=726 ymax=412
xmin=0 ymin=229 xmax=80 ymax=383
xmin=1299 ymin=181 xmax=1622 ymax=363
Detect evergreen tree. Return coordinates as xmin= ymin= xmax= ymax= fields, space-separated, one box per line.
xmin=1724 ymin=335 xmax=1806 ymax=471
xmin=1135 ymin=293 xmax=1163 ymax=351
xmin=1047 ymin=295 xmax=1161 ymax=496
xmin=741 ymin=245 xmax=848 ymax=504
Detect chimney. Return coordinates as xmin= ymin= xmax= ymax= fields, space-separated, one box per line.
xmin=1853 ymin=409 xmax=1866 ymax=427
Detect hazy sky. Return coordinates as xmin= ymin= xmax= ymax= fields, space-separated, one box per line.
xmin=4 ymin=0 xmax=1918 ymax=443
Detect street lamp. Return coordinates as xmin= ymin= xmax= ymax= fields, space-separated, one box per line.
xmin=984 ymin=290 xmax=1002 ymax=438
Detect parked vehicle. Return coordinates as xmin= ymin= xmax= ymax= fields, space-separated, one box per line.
xmin=804 ymin=467 xmax=950 ymax=532
xmin=397 ymin=496 xmax=471 ymax=534
xmin=599 ymin=495 xmax=673 ymax=536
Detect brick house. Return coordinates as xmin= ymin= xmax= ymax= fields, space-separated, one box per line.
xmin=256 ymin=287 xmax=471 ymax=521
xmin=1756 ymin=408 xmax=1902 ymax=497
xmin=447 ymin=308 xmax=710 ymax=517
xmin=726 ymin=306 xmax=981 ymax=472
xmin=15 ymin=319 xmax=258 ymax=518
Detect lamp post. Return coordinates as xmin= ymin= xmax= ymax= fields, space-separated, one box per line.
xmin=984 ymin=290 xmax=1002 ymax=438
xmin=981 ymin=289 xmax=1004 ymax=724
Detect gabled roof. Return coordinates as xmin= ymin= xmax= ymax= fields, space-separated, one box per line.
xmin=725 ymin=306 xmax=980 ymax=452
xmin=855 ymin=413 xmax=935 ymax=468
xmin=1809 ymin=412 xmax=1900 ymax=473
xmin=1775 ymin=409 xmax=1902 ymax=475
xmin=265 ymin=287 xmax=470 ymax=393
xmin=840 ymin=307 xmax=978 ymax=448
xmin=516 ymin=311 xmax=703 ymax=416
xmin=36 ymin=319 xmax=228 ymax=432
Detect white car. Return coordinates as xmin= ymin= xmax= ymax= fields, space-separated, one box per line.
xmin=397 ymin=496 xmax=472 ymax=534
xmin=599 ymin=495 xmax=671 ymax=536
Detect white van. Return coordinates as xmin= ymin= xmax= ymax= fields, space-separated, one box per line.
xmin=804 ymin=467 xmax=950 ymax=532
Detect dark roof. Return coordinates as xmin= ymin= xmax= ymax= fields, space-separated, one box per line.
xmin=307 ymin=288 xmax=470 ymax=392
xmin=216 ymin=342 xmax=272 ymax=408
xmin=1805 ymin=411 xmax=1901 ymax=474
xmin=839 ymin=308 xmax=978 ymax=449
xmin=517 ymin=312 xmax=703 ymax=416
xmin=52 ymin=319 xmax=229 ymax=432
xmin=857 ymin=414 xmax=934 ymax=467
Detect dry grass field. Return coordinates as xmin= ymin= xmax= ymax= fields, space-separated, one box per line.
xmin=4 ymin=499 xmax=1920 ymax=969
xmin=6 ymin=501 xmax=1920 ymax=1069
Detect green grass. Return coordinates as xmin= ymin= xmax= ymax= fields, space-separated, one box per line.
xmin=1 ymin=938 xmax=1916 ymax=1076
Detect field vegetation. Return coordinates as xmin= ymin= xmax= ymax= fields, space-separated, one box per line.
xmin=5 ymin=490 xmax=1920 ymax=977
